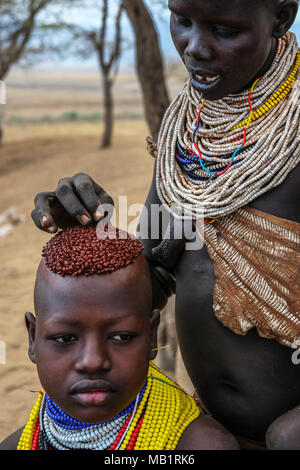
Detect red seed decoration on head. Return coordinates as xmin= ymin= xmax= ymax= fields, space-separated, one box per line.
xmin=42 ymin=224 xmax=144 ymax=277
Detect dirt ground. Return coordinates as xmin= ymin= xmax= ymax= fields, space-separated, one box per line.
xmin=0 ymin=68 xmax=192 ymax=443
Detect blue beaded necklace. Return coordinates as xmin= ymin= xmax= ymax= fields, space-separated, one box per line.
xmin=176 ymin=140 xmax=247 ymax=183
xmin=45 ymin=382 xmax=147 ymax=430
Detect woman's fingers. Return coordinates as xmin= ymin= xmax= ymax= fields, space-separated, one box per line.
xmin=32 ymin=192 xmax=58 ymax=233
xmin=56 ymin=176 xmax=93 ymax=225
xmin=60 ymin=173 xmax=115 ymax=222
xmin=93 ymin=183 xmax=115 ymax=221
xmin=72 ymin=174 xmax=107 ymax=221
xmin=32 ymin=174 xmax=115 ymax=233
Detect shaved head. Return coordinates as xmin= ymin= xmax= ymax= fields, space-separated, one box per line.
xmin=27 ymin=227 xmax=159 ymax=425
xmin=34 ymin=224 xmax=152 ymax=318
xmin=34 ymin=253 xmax=153 ymax=319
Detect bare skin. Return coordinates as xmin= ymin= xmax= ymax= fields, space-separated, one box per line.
xmin=30 ymin=0 xmax=300 ymax=448
xmin=0 ymin=256 xmax=239 ymax=450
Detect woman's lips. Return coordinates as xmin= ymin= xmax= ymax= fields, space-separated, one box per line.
xmin=194 ymin=73 xmax=221 ymax=84
xmin=189 ymin=71 xmax=223 ymax=92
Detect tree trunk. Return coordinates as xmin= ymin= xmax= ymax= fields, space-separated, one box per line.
xmin=122 ymin=0 xmax=170 ymax=142
xmin=0 ymin=78 xmax=5 ymax=146
xmin=101 ymin=73 xmax=113 ymax=149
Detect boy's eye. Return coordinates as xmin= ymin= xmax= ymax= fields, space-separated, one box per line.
xmin=111 ymin=333 xmax=134 ymax=343
xmin=52 ymin=335 xmax=78 ymax=344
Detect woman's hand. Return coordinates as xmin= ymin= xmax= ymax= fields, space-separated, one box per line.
xmin=31 ymin=173 xmax=114 ymax=233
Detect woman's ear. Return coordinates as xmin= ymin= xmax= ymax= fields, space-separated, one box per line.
xmin=272 ymin=0 xmax=299 ymax=38
xmin=25 ymin=312 xmax=37 ymax=364
xmin=150 ymin=309 xmax=161 ymax=360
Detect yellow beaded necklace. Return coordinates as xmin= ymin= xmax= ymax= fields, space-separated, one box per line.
xmin=232 ymin=52 xmax=300 ymax=130
xmin=17 ymin=390 xmax=43 ymax=450
xmin=17 ymin=362 xmax=199 ymax=451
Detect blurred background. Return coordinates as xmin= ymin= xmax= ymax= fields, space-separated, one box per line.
xmin=0 ymin=0 xmax=300 ymax=442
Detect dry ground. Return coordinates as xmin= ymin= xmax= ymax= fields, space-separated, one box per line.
xmin=0 ymin=67 xmax=192 ymax=443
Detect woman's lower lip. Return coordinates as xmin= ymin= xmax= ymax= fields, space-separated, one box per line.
xmin=73 ymin=391 xmax=112 ymax=406
xmin=190 ymin=73 xmax=223 ymax=93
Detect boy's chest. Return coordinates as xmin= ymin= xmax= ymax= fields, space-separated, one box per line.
xmin=248 ymin=162 xmax=300 ymax=223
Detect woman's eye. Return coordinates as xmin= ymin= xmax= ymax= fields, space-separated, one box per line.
xmin=214 ymin=27 xmax=240 ymax=38
xmin=174 ymin=15 xmax=192 ymax=28
xmin=111 ymin=334 xmax=133 ymax=343
xmin=53 ymin=335 xmax=78 ymax=344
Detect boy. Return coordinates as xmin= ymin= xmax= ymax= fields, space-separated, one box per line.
xmin=31 ymin=0 xmax=300 ymax=449
xmin=0 ymin=224 xmax=238 ymax=450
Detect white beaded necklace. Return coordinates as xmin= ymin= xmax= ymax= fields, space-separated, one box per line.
xmin=38 ymin=392 xmax=141 ymax=450
xmin=156 ymin=32 xmax=300 ymax=220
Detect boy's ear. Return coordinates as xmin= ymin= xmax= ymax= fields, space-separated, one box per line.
xmin=150 ymin=309 xmax=161 ymax=360
xmin=25 ymin=312 xmax=37 ymax=364
xmin=273 ymin=0 xmax=299 ymax=38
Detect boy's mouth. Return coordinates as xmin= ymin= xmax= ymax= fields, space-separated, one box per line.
xmin=70 ymin=379 xmax=115 ymax=406
xmin=73 ymin=391 xmax=112 ymax=406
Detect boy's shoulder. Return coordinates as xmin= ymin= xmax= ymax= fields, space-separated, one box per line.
xmin=0 ymin=427 xmax=24 ymax=451
xmin=176 ymin=415 xmax=240 ymax=450
xmin=0 ymin=418 xmax=240 ymax=451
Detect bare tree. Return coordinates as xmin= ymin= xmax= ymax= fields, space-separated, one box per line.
xmin=122 ymin=0 xmax=170 ymax=142
xmin=50 ymin=1 xmax=124 ymax=149
xmin=63 ymin=0 xmax=170 ymax=146
xmin=0 ymin=0 xmax=56 ymax=144
xmin=0 ymin=0 xmax=170 ymax=147
xmin=91 ymin=0 xmax=123 ymax=149
xmin=0 ymin=0 xmax=53 ymax=80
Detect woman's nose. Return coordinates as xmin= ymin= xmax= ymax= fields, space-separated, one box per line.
xmin=75 ymin=338 xmax=111 ymax=373
xmin=185 ymin=28 xmax=214 ymax=63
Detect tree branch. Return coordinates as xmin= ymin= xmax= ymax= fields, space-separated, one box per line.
xmin=0 ymin=0 xmax=53 ymax=80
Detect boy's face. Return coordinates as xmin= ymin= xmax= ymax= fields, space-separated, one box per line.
xmin=26 ymin=256 xmax=159 ymax=423
xmin=169 ymin=0 xmax=280 ymax=100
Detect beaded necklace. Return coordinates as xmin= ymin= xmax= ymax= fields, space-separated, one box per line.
xmin=39 ymin=399 xmax=136 ymax=450
xmin=156 ymin=32 xmax=300 ymax=220
xmin=17 ymin=362 xmax=199 ymax=450
xmin=36 ymin=384 xmax=146 ymax=450
xmin=190 ymin=77 xmax=262 ymax=181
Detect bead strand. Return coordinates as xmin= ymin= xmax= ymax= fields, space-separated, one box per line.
xmin=156 ymin=32 xmax=300 ymax=220
xmin=17 ymin=390 xmax=44 ymax=450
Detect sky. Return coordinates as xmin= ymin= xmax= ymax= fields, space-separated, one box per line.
xmin=34 ymin=1 xmax=173 ymax=71
xmin=31 ymin=2 xmax=300 ymax=71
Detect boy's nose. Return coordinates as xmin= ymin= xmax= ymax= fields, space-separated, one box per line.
xmin=75 ymin=339 xmax=111 ymax=372
xmin=185 ymin=29 xmax=214 ymax=63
